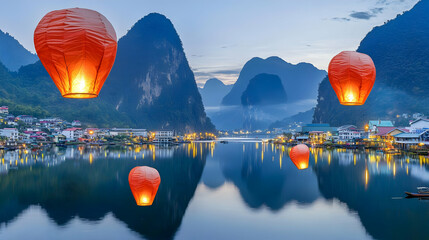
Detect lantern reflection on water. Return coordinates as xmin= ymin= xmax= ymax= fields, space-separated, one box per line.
xmin=290 ymin=144 xmax=310 ymax=170
xmin=128 ymin=166 xmax=161 ymax=206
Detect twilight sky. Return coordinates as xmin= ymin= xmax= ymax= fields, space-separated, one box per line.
xmin=0 ymin=0 xmax=419 ymax=86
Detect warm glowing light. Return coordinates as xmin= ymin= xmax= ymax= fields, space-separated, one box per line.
xmin=290 ymin=144 xmax=310 ymax=170
xmin=128 ymin=166 xmax=161 ymax=206
xmin=328 ymin=51 xmax=376 ymax=105
xmin=365 ymin=168 xmax=369 ymax=188
xmin=345 ymin=92 xmax=357 ymax=103
xmin=393 ymin=162 xmax=396 ymax=177
xmin=140 ymin=196 xmax=150 ymax=204
xmin=34 ymin=8 xmax=117 ymax=98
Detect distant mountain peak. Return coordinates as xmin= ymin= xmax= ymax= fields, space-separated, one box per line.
xmin=126 ymin=13 xmax=183 ymax=50
xmin=203 ymin=78 xmax=226 ymax=89
xmin=199 ymin=78 xmax=233 ymax=107
xmin=100 ymin=13 xmax=214 ymax=131
xmin=222 ymin=56 xmax=326 ymax=105
xmin=241 ymin=73 xmax=287 ymax=106
xmin=0 ymin=29 xmax=38 ymax=71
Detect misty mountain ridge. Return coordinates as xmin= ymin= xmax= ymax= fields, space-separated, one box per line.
xmin=313 ymin=0 xmax=429 ymax=126
xmin=0 ymin=13 xmax=215 ymax=132
xmin=241 ymin=73 xmax=287 ymax=106
xmin=222 ymin=56 xmax=326 ymax=105
xmin=199 ymin=78 xmax=232 ymax=107
xmin=100 ymin=13 xmax=215 ymax=131
xmin=0 ymin=29 xmax=38 ymax=71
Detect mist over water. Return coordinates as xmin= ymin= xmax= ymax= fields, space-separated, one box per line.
xmin=205 ymin=99 xmax=317 ymax=130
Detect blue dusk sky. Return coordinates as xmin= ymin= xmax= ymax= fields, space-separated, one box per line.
xmin=0 ymin=0 xmax=419 ymax=86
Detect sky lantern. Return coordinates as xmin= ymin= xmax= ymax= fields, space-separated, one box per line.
xmin=328 ymin=51 xmax=376 ymax=105
xmin=34 ymin=8 xmax=117 ymax=98
xmin=128 ymin=166 xmax=161 ymax=206
xmin=290 ymin=144 xmax=310 ymax=170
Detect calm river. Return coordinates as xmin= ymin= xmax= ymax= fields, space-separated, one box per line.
xmin=0 ymin=139 xmax=428 ymax=240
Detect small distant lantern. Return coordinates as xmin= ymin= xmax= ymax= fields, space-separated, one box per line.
xmin=128 ymin=166 xmax=161 ymax=206
xmin=328 ymin=51 xmax=376 ymax=105
xmin=290 ymin=144 xmax=310 ymax=170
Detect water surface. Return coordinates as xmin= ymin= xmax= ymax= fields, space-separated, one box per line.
xmin=0 ymin=141 xmax=428 ymax=240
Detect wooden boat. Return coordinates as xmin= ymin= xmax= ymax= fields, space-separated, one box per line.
xmin=405 ymin=192 xmax=429 ymax=198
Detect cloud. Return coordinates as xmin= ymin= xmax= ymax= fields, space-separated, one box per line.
xmin=350 ymin=11 xmax=373 ymax=20
xmin=332 ymin=17 xmax=351 ymax=22
xmin=371 ymin=7 xmax=384 ymax=14
xmin=211 ymin=69 xmax=241 ymax=75
xmin=377 ymin=0 xmax=405 ymax=6
xmin=193 ymin=67 xmax=241 ymax=87
xmin=349 ymin=7 xmax=384 ymax=20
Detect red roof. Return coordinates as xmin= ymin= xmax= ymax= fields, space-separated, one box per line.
xmin=376 ymin=127 xmax=409 ymax=136
xmin=63 ymin=128 xmax=82 ymax=131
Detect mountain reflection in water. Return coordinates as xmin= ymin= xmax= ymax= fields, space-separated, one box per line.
xmin=0 ymin=142 xmax=428 ymax=240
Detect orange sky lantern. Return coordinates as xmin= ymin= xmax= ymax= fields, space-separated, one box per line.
xmin=34 ymin=8 xmax=117 ymax=98
xmin=328 ymin=51 xmax=376 ymax=105
xmin=290 ymin=144 xmax=310 ymax=170
xmin=128 ymin=166 xmax=161 ymax=206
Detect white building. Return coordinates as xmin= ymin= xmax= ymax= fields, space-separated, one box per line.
xmin=338 ymin=125 xmax=364 ymax=141
xmin=409 ymin=119 xmax=429 ymax=133
xmin=0 ymin=128 xmax=19 ymax=141
xmin=153 ymin=131 xmax=174 ymax=143
xmin=109 ymin=128 xmax=148 ymax=137
xmin=0 ymin=106 xmax=8 ymax=115
xmin=16 ymin=115 xmax=36 ymax=124
xmin=61 ymin=128 xmax=83 ymax=140
xmin=132 ymin=129 xmax=148 ymax=137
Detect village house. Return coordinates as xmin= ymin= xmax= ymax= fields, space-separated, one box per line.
xmin=338 ymin=125 xmax=365 ymax=141
xmin=394 ymin=130 xmax=429 ymax=149
xmin=16 ymin=115 xmax=36 ymax=124
xmin=53 ymin=134 xmax=66 ymax=143
xmin=153 ymin=131 xmax=174 ymax=143
xmin=0 ymin=128 xmax=19 ymax=141
xmin=61 ymin=128 xmax=83 ymax=140
xmin=409 ymin=118 xmax=429 ymax=133
xmin=109 ymin=128 xmax=148 ymax=137
xmin=375 ymin=127 xmax=408 ymax=141
xmin=308 ymin=131 xmax=329 ymax=143
xmin=368 ymin=120 xmax=394 ymax=133
xmin=0 ymin=106 xmax=8 ymax=115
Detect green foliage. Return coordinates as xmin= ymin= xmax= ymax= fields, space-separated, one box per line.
xmin=313 ymin=1 xmax=429 ymax=126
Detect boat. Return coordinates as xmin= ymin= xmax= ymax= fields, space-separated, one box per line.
xmin=405 ymin=192 xmax=429 ymax=198
xmin=405 ymin=187 xmax=429 ymax=198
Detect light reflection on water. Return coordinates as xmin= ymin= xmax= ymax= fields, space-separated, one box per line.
xmin=0 ymin=142 xmax=428 ymax=240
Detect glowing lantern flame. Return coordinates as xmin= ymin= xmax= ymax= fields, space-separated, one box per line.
xmin=328 ymin=51 xmax=376 ymax=105
xmin=128 ymin=166 xmax=161 ymax=206
xmin=34 ymin=8 xmax=117 ymax=98
xmin=290 ymin=144 xmax=310 ymax=170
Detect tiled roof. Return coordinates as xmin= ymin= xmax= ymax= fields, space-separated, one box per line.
xmin=63 ymin=128 xmax=82 ymax=131
xmin=376 ymin=127 xmax=408 ymax=136
xmin=369 ymin=120 xmax=394 ymax=127
xmin=395 ymin=133 xmax=420 ymax=138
